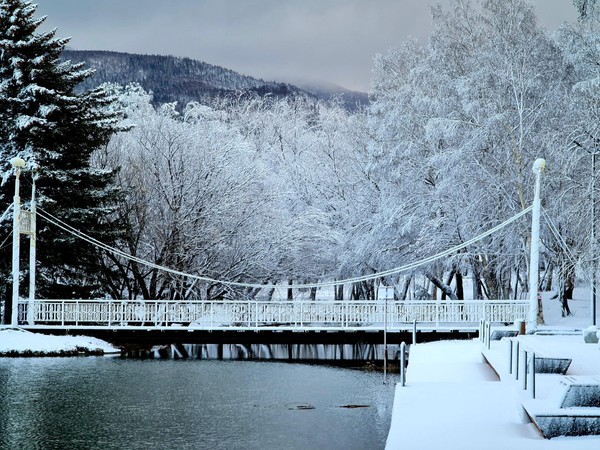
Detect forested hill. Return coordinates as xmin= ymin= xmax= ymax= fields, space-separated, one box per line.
xmin=61 ymin=50 xmax=369 ymax=110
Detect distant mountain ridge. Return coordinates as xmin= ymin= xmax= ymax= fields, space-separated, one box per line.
xmin=61 ymin=50 xmax=368 ymax=111
xmin=291 ymin=79 xmax=370 ymax=111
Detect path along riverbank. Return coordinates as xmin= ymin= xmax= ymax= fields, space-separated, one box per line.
xmin=385 ymin=336 xmax=600 ymax=449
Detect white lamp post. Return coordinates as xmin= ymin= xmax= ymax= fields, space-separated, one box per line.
xmin=527 ymin=158 xmax=546 ymax=334
xmin=383 ymin=284 xmax=389 ymax=384
xmin=28 ymin=176 xmax=36 ymax=325
xmin=10 ymin=156 xmax=26 ymax=326
xmin=591 ymin=151 xmax=597 ymax=326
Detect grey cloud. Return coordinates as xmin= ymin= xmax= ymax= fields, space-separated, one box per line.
xmin=35 ymin=0 xmax=579 ymax=92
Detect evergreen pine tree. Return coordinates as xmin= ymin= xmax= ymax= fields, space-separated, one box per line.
xmin=0 ymin=0 xmax=123 ymax=300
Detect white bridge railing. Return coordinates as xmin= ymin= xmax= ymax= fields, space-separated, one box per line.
xmin=17 ymin=299 xmax=529 ymax=331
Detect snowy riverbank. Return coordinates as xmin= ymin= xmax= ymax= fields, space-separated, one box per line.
xmin=0 ymin=327 xmax=120 ymax=356
xmin=385 ymin=290 xmax=600 ymax=448
xmin=386 ymin=338 xmax=600 ymax=449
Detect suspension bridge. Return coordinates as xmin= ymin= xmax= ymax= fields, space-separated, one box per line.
xmin=1 ymin=157 xmax=551 ymax=346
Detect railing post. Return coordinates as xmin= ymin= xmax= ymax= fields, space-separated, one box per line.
xmin=530 ymin=353 xmax=536 ymax=399
xmin=480 ymin=319 xmax=485 ymax=342
xmin=412 ymin=319 xmax=417 ymax=345
xmin=483 ymin=321 xmax=487 ymax=347
xmin=513 ymin=340 xmax=520 ymax=380
xmin=400 ymin=342 xmax=407 ymax=387
xmin=254 ymin=301 xmax=258 ymax=328
xmin=508 ymin=339 xmax=513 ymax=375
xmin=520 ymin=349 xmax=527 ymax=390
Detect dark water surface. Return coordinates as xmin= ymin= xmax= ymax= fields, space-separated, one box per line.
xmin=0 ymin=358 xmax=394 ymax=449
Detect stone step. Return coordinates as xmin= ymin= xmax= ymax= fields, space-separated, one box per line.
xmin=532 ymin=410 xmax=600 ymax=438
xmin=534 ymin=356 xmax=572 ymax=374
xmin=560 ymin=376 xmax=600 ymax=408
xmin=525 ymin=376 xmax=600 ymax=438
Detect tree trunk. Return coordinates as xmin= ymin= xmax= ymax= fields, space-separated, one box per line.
xmin=470 ymin=258 xmax=484 ymax=299
xmin=544 ymin=262 xmax=554 ymax=292
xmin=561 ymin=265 xmax=574 ymax=317
xmin=441 ymin=270 xmax=455 ymax=300
xmin=481 ymin=259 xmax=500 ymax=300
xmin=455 ymin=271 xmax=464 ymax=300
xmin=266 ymin=288 xmax=275 ymax=301
xmin=400 ymin=276 xmax=411 ymax=300
xmin=425 ymin=271 xmax=457 ymax=300
xmin=336 ymin=284 xmax=344 ymax=300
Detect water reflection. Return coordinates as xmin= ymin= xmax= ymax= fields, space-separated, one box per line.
xmin=0 ymin=358 xmax=394 ymax=450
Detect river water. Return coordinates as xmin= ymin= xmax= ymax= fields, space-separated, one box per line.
xmin=0 ymin=358 xmax=395 ymax=449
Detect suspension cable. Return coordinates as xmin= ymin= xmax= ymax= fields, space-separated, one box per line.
xmin=36 ymin=205 xmax=533 ymax=290
xmin=0 ymin=203 xmax=13 ymax=223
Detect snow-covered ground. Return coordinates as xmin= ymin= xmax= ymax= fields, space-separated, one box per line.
xmin=385 ymin=288 xmax=600 ymax=449
xmin=0 ymin=327 xmax=120 ymax=356
xmin=537 ymin=287 xmax=596 ymax=330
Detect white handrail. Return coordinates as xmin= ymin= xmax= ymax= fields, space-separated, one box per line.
xmin=17 ymin=299 xmax=529 ymax=331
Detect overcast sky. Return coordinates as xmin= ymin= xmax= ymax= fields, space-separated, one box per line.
xmin=35 ymin=0 xmax=578 ymax=92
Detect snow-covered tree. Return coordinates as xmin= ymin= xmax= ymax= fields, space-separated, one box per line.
xmin=227 ymin=95 xmax=377 ymax=299
xmin=368 ymin=0 xmax=569 ymax=305
xmin=96 ymin=86 xmax=278 ymax=300
xmin=545 ymin=1 xmax=600 ymax=314
xmin=0 ymin=0 xmax=123 ymax=298
xmin=94 ymin=88 xmax=377 ymax=301
xmin=573 ymin=0 xmax=599 ymax=23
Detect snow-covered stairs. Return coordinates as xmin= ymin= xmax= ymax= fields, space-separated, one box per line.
xmin=481 ymin=332 xmax=600 ymax=439
xmin=528 ymin=376 xmax=600 ymax=438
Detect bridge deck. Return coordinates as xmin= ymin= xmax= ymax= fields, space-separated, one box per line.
xmin=12 ymin=299 xmax=528 ymax=349
xmin=16 ymin=299 xmax=527 ymax=334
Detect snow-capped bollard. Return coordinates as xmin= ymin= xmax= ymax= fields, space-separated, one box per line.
xmin=515 ymin=319 xmax=525 ymax=335
xmin=583 ymin=326 xmax=599 ymax=343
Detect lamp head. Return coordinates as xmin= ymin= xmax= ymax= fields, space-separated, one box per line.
xmin=532 ymin=158 xmax=546 ymax=174
xmin=10 ymin=157 xmax=26 ymax=169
